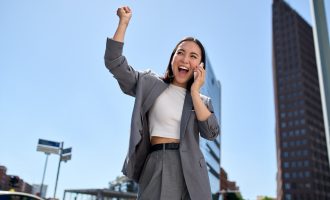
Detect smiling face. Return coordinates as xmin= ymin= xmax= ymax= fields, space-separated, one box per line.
xmin=171 ymin=41 xmax=202 ymax=88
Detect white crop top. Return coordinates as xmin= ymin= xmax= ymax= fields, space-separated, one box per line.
xmin=149 ymin=84 xmax=186 ymax=139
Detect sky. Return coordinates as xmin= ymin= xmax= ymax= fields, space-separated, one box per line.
xmin=1 ymin=0 xmax=329 ymax=199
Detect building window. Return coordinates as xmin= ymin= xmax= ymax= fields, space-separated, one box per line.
xmin=285 ymin=183 xmax=291 ymax=190
xmin=282 ymin=132 xmax=288 ymax=138
xmin=290 ymin=131 xmax=296 ymax=136
xmin=302 ymin=150 xmax=308 ymax=156
xmin=304 ymin=160 xmax=309 ymax=166
xmin=283 ymin=142 xmax=288 ymax=148
xmin=283 ymin=152 xmax=289 ymax=158
xmin=305 ymin=171 xmax=310 ymax=177
xmin=292 ymin=172 xmax=297 ymax=178
xmin=285 ymin=194 xmax=292 ymax=200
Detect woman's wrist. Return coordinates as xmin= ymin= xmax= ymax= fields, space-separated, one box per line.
xmin=119 ymin=19 xmax=130 ymax=27
xmin=191 ymin=89 xmax=200 ymax=96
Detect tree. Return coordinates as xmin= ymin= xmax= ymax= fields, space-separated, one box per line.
xmin=261 ymin=197 xmax=273 ymax=200
xmin=224 ymin=192 xmax=243 ymax=200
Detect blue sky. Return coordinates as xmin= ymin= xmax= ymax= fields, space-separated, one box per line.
xmin=1 ymin=0 xmax=329 ymax=199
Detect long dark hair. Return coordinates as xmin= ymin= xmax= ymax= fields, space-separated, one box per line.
xmin=163 ymin=37 xmax=206 ymax=91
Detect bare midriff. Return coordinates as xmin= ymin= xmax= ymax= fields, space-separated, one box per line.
xmin=150 ymin=136 xmax=180 ymax=145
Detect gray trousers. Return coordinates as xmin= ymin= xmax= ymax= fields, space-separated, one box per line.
xmin=137 ymin=149 xmax=191 ymax=200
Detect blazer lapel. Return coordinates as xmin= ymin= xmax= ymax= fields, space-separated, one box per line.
xmin=180 ymin=92 xmax=193 ymax=140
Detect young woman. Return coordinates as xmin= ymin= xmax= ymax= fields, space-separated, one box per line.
xmin=104 ymin=6 xmax=220 ymax=200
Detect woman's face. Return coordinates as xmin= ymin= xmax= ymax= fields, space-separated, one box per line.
xmin=171 ymin=41 xmax=202 ymax=88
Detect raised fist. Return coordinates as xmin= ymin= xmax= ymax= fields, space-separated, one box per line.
xmin=117 ymin=6 xmax=132 ymax=25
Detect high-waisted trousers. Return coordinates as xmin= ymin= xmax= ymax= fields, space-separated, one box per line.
xmin=137 ymin=147 xmax=191 ymax=200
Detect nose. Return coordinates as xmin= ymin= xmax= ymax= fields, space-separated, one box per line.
xmin=182 ymin=55 xmax=189 ymax=64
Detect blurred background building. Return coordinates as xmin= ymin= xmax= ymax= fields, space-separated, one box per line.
xmin=0 ymin=165 xmax=33 ymax=194
xmin=272 ymin=0 xmax=330 ymax=199
xmin=201 ymin=56 xmax=222 ymax=199
xmin=310 ymin=0 xmax=330 ymax=168
xmin=32 ymin=184 xmax=48 ymax=198
xmin=63 ymin=176 xmax=137 ymax=200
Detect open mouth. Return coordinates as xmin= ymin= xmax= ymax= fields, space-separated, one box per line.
xmin=178 ymin=66 xmax=189 ymax=73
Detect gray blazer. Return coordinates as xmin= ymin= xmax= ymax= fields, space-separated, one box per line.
xmin=104 ymin=38 xmax=220 ymax=200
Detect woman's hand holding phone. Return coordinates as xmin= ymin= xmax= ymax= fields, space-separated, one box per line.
xmin=191 ymin=62 xmax=205 ymax=93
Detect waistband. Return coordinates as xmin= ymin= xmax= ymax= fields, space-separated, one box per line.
xmin=150 ymin=143 xmax=180 ymax=153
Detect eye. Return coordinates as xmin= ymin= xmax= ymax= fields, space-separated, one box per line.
xmin=191 ymin=55 xmax=197 ymax=59
xmin=177 ymin=51 xmax=184 ymax=55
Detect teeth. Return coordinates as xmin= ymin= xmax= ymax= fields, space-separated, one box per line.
xmin=179 ymin=66 xmax=189 ymax=71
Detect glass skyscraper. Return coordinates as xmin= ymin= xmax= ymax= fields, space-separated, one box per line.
xmin=201 ymin=56 xmax=221 ymax=198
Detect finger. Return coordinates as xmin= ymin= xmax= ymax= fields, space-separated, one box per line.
xmin=118 ymin=7 xmax=125 ymax=14
xmin=198 ymin=67 xmax=205 ymax=80
xmin=197 ymin=66 xmax=203 ymax=75
xmin=195 ymin=68 xmax=202 ymax=80
xmin=193 ymin=70 xmax=198 ymax=80
xmin=199 ymin=66 xmax=205 ymax=76
xmin=125 ymin=6 xmax=132 ymax=14
xmin=123 ymin=6 xmax=129 ymax=13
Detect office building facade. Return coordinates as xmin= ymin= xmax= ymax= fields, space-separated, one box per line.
xmin=201 ymin=56 xmax=221 ymax=198
xmin=311 ymin=0 xmax=330 ymax=167
xmin=272 ymin=0 xmax=330 ymax=199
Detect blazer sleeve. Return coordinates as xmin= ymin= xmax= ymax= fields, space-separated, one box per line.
xmin=198 ymin=97 xmax=220 ymax=140
xmin=104 ymin=38 xmax=140 ymax=97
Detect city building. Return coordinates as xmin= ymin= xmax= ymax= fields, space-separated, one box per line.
xmin=0 ymin=166 xmax=9 ymax=191
xmin=310 ymin=0 xmax=330 ymax=166
xmin=220 ymin=167 xmax=241 ymax=200
xmin=220 ymin=167 xmax=239 ymax=193
xmin=108 ymin=176 xmax=138 ymax=193
xmin=32 ymin=184 xmax=48 ymax=198
xmin=201 ymin=56 xmax=222 ymax=198
xmin=272 ymin=0 xmax=330 ymax=199
xmin=219 ymin=170 xmax=242 ymax=200
xmin=0 ymin=165 xmax=33 ymax=194
xmin=63 ymin=176 xmax=137 ymax=200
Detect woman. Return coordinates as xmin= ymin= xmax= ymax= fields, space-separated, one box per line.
xmin=104 ymin=6 xmax=220 ymax=200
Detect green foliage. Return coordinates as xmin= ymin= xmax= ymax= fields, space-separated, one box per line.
xmin=261 ymin=197 xmax=273 ymax=200
xmin=224 ymin=192 xmax=243 ymax=200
